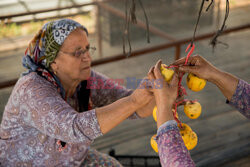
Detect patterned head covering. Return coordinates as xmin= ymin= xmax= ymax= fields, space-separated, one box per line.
xmin=22 ymin=19 xmax=88 ymax=98
xmin=22 ymin=18 xmax=88 ymax=73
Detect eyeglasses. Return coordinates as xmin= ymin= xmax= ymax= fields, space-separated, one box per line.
xmin=60 ymin=46 xmax=96 ymax=58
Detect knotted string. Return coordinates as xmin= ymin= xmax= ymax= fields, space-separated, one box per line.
xmin=164 ymin=43 xmax=195 ymax=127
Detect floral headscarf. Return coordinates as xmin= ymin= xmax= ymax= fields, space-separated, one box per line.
xmin=22 ymin=19 xmax=88 ymax=98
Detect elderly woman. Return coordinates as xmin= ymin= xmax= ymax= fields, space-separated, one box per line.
xmin=0 ymin=19 xmax=155 ymax=166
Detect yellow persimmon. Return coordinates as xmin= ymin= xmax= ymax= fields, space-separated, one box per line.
xmin=178 ymin=123 xmax=192 ymax=132
xmin=150 ymin=134 xmax=158 ymax=153
xmin=153 ymin=107 xmax=178 ymax=122
xmin=178 ymin=123 xmax=198 ymax=150
xmin=186 ymin=73 xmax=206 ymax=92
xmin=160 ymin=64 xmax=174 ymax=83
xmin=185 ymin=131 xmax=198 ymax=150
xmin=184 ymin=101 xmax=202 ymax=119
xmin=153 ymin=106 xmax=157 ymax=122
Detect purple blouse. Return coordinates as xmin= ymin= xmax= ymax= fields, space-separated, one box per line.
xmin=226 ymin=79 xmax=250 ymax=119
xmin=156 ymin=79 xmax=250 ymax=167
xmin=0 ymin=71 xmax=136 ymax=166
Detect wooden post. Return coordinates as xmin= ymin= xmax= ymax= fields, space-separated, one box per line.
xmin=175 ymin=45 xmax=181 ymax=60
xmin=95 ymin=1 xmax=103 ymax=58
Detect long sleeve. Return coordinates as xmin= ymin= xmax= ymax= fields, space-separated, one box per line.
xmin=89 ymin=70 xmax=140 ymax=119
xmin=16 ymin=73 xmax=102 ymax=144
xmin=156 ymin=120 xmax=195 ymax=167
xmin=226 ymin=79 xmax=250 ymax=119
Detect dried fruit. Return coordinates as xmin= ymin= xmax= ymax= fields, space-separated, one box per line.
xmin=150 ymin=134 xmax=158 ymax=153
xmin=153 ymin=107 xmax=178 ymax=122
xmin=184 ymin=101 xmax=202 ymax=119
xmin=178 ymin=123 xmax=198 ymax=150
xmin=186 ymin=73 xmax=206 ymax=92
xmin=160 ymin=64 xmax=174 ymax=83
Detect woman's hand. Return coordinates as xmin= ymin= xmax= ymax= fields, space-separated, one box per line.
xmin=173 ymin=55 xmax=239 ymax=101
xmin=135 ymin=98 xmax=156 ymax=118
xmin=148 ymin=60 xmax=179 ymax=127
xmin=129 ymin=77 xmax=154 ymax=108
xmin=148 ymin=60 xmax=179 ymax=107
xmin=172 ymin=55 xmax=218 ymax=82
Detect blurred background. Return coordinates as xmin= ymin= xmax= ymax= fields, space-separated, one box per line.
xmin=0 ymin=0 xmax=249 ymax=166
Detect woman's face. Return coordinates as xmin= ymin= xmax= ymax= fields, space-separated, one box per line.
xmin=53 ymin=28 xmax=92 ymax=81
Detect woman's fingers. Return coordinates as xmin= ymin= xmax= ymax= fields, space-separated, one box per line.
xmin=170 ymin=73 xmax=179 ymax=87
xmin=172 ymin=57 xmax=189 ymax=66
xmin=154 ymin=60 xmax=164 ymax=79
xmin=147 ymin=87 xmax=154 ymax=94
xmin=172 ymin=55 xmax=201 ymax=67
xmin=142 ymin=77 xmax=153 ymax=91
xmin=172 ymin=57 xmax=186 ymax=65
xmin=179 ymin=65 xmax=198 ymax=74
xmin=148 ymin=66 xmax=156 ymax=80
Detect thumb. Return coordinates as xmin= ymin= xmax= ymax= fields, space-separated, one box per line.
xmin=179 ymin=66 xmax=198 ymax=74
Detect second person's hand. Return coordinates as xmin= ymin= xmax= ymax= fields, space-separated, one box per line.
xmin=148 ymin=60 xmax=179 ymax=128
xmin=172 ymin=55 xmax=218 ymax=82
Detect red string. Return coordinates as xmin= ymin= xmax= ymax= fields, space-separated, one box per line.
xmin=164 ymin=43 xmax=195 ymax=127
xmin=175 ymin=99 xmax=197 ymax=106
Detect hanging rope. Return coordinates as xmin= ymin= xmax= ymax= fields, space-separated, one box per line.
xmin=131 ymin=0 xmax=137 ymax=24
xmin=123 ymin=0 xmax=150 ymax=57
xmin=206 ymin=0 xmax=214 ymax=11
xmin=192 ymin=0 xmax=230 ymax=49
xmin=191 ymin=0 xmax=206 ymax=46
xmin=123 ymin=0 xmax=130 ymax=56
xmin=138 ymin=0 xmax=150 ymax=43
xmin=210 ymin=0 xmax=230 ymax=49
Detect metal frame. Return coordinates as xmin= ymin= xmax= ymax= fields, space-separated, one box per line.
xmin=0 ymin=0 xmax=116 ymax=20
xmin=98 ymin=2 xmax=176 ymax=42
xmin=0 ymin=23 xmax=249 ymax=89
xmin=114 ymin=155 xmax=160 ymax=167
xmin=108 ymin=149 xmax=160 ymax=167
xmin=0 ymin=0 xmax=249 ymax=89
